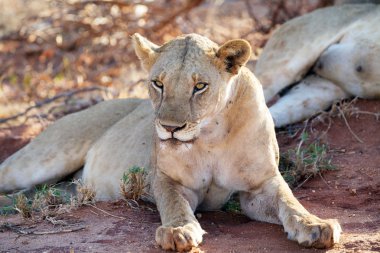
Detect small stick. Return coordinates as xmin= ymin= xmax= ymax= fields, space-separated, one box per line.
xmin=294 ymin=174 xmax=313 ymax=191
xmin=0 ymin=86 xmax=109 ymax=124
xmin=318 ymin=172 xmax=332 ymax=189
xmin=337 ymin=107 xmax=364 ymax=143
xmin=354 ymin=111 xmax=380 ymax=120
xmin=85 ymin=204 xmax=126 ymax=220
xmin=89 ymin=210 xmax=100 ymax=216
xmin=1 ymin=223 xmax=85 ymax=235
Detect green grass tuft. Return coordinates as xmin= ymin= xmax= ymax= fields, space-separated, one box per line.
xmin=279 ymin=132 xmax=336 ymax=188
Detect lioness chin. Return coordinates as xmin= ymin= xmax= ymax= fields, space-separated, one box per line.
xmin=0 ymin=33 xmax=341 ymax=251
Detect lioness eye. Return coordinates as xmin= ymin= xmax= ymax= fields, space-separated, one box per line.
xmin=193 ymin=82 xmax=208 ymax=94
xmin=151 ymin=80 xmax=163 ymax=91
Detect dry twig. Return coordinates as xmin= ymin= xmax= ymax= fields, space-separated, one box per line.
xmin=151 ymin=0 xmax=204 ymax=32
xmin=1 ymin=223 xmax=85 ymax=235
xmin=0 ymin=86 xmax=110 ymax=125
xmin=337 ymin=106 xmax=364 ymax=143
xmin=85 ymin=204 xmax=126 ymax=220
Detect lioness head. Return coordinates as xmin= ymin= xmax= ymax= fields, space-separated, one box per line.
xmin=132 ymin=33 xmax=251 ymax=142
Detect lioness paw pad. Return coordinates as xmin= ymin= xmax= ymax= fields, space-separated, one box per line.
xmin=155 ymin=224 xmax=204 ymax=252
xmin=288 ymin=215 xmax=342 ymax=249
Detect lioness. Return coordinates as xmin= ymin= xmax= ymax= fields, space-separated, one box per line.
xmin=255 ymin=4 xmax=380 ymax=127
xmin=0 ymin=34 xmax=341 ymax=251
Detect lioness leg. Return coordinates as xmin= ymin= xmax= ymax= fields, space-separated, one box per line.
xmin=153 ymin=171 xmax=205 ymax=252
xmin=269 ymin=75 xmax=349 ymax=127
xmin=240 ymin=175 xmax=341 ymax=248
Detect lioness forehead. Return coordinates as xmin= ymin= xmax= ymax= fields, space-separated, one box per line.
xmin=150 ymin=34 xmax=219 ymax=80
xmin=158 ymin=34 xmax=218 ymax=56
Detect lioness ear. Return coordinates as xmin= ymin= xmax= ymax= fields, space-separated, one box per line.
xmin=131 ymin=33 xmax=159 ymax=71
xmin=216 ymin=39 xmax=251 ymax=75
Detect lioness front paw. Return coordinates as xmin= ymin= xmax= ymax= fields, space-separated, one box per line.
xmin=155 ymin=223 xmax=205 ymax=252
xmin=286 ymin=215 xmax=342 ymax=249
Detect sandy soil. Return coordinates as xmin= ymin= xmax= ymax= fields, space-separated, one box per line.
xmin=0 ymin=99 xmax=379 ymax=253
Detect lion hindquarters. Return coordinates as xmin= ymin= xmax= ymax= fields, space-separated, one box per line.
xmin=269 ymin=75 xmax=349 ymax=127
xmin=0 ymin=99 xmax=145 ymax=193
xmin=315 ymin=40 xmax=380 ymax=98
xmin=82 ymin=101 xmax=154 ymax=201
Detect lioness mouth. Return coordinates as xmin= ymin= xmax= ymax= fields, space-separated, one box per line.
xmin=160 ymin=123 xmax=187 ymax=133
xmin=161 ymin=136 xmax=195 ymax=144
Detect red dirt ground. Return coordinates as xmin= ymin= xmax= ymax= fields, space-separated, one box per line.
xmin=0 ymin=99 xmax=379 ymax=253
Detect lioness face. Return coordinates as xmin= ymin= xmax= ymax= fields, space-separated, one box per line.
xmin=132 ymin=33 xmax=251 ymax=142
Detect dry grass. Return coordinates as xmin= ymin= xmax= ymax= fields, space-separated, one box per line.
xmin=72 ymin=179 xmax=96 ymax=206
xmin=14 ymin=194 xmax=32 ymax=218
xmin=120 ymin=166 xmax=148 ymax=202
xmin=2 ymin=181 xmax=97 ymax=219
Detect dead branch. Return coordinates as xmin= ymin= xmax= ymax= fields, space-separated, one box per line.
xmin=151 ymin=0 xmax=204 ymax=32
xmin=70 ymin=0 xmax=133 ymax=7
xmin=244 ymin=0 xmax=270 ymax=33
xmin=0 ymin=86 xmax=110 ymax=124
xmin=1 ymin=223 xmax=86 ymax=235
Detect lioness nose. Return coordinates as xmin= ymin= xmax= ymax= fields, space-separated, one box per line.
xmin=160 ymin=123 xmax=186 ymax=133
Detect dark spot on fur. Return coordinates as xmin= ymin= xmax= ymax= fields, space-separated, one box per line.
xmin=356 ymin=65 xmax=363 ymax=72
xmin=317 ymin=61 xmax=323 ymax=70
xmin=264 ymin=206 xmax=277 ymax=220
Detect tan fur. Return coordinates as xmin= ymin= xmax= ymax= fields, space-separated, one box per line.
xmin=0 ymin=34 xmax=341 ymax=251
xmin=255 ymin=4 xmax=380 ymax=127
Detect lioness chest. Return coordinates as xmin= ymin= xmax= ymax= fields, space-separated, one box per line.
xmin=156 ymin=115 xmax=277 ymax=209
